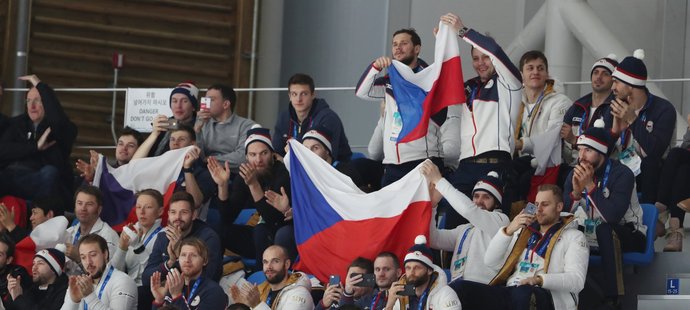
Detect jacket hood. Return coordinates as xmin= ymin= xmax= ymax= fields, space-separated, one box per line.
xmin=288 ymin=98 xmax=330 ymax=123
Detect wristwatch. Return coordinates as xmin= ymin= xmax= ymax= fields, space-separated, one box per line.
xmin=457 ymin=27 xmax=469 ymax=37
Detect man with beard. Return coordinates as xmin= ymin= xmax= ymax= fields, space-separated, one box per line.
xmin=0 ymin=234 xmax=31 ymax=308
xmin=385 ymin=236 xmax=460 ymax=310
xmin=561 ymin=55 xmax=618 ymax=172
xmin=461 ymin=185 xmax=588 ymax=310
xmin=356 ymin=28 xmax=459 ymax=186
xmin=223 ymin=126 xmax=295 ymax=261
xmin=423 ymin=161 xmax=509 ymax=286
xmin=64 ymin=186 xmax=119 ymax=276
xmin=563 ymin=123 xmax=644 ymax=308
xmin=608 ymin=50 xmax=676 ymax=204
xmin=273 ymin=73 xmax=351 ymax=163
xmin=61 ymin=234 xmax=137 ymax=309
xmin=141 ymin=191 xmax=222 ymax=308
xmin=151 ymin=238 xmax=227 ymax=309
xmin=230 ymin=245 xmax=313 ymax=309
xmin=317 ymin=257 xmax=375 ymax=309
xmin=5 ymin=248 xmax=68 ymax=309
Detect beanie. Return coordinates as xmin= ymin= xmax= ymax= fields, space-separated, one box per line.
xmin=612 ymin=49 xmax=647 ymax=88
xmin=169 ymin=81 xmax=200 ymax=110
xmin=590 ymin=53 xmax=619 ymax=76
xmin=301 ymin=125 xmax=333 ymax=155
xmin=403 ymin=235 xmax=434 ymax=269
xmin=575 ymin=119 xmax=612 ymax=155
xmin=472 ymin=171 xmax=504 ymax=204
xmin=35 ymin=248 xmax=65 ymax=276
xmin=245 ymin=124 xmax=274 ymax=153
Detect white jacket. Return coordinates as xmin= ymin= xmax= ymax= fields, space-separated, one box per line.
xmin=64 ymin=218 xmax=120 ymax=276
xmin=60 ymin=265 xmax=138 ymax=309
xmin=457 ymin=29 xmax=523 ymax=161
xmin=393 ymin=265 xmax=461 ymax=310
xmin=110 ymin=219 xmax=162 ymax=285
xmin=251 ymin=272 xmax=313 ymax=310
xmin=429 ymin=178 xmax=509 ymax=283
xmin=517 ymin=81 xmax=571 ymax=157
xmin=356 ymin=65 xmax=461 ymax=165
xmin=485 ymin=219 xmax=589 ymax=310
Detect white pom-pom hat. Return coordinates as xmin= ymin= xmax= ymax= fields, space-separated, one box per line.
xmin=575 ymin=118 xmax=612 ymax=155
xmin=612 ymin=49 xmax=647 ymax=88
xmin=403 ymin=235 xmax=434 ymax=269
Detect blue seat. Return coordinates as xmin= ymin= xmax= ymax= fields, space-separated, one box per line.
xmin=247 ymin=271 xmax=266 ymax=284
xmin=350 ymin=152 xmax=366 ymax=160
xmin=589 ymin=203 xmax=657 ymax=267
xmin=233 ymin=208 xmax=257 ymax=225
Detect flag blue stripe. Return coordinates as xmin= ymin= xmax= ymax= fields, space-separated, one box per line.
xmin=98 ymin=157 xmax=136 ymax=225
xmin=388 ymin=64 xmax=427 ymax=143
xmin=289 ymin=148 xmax=344 ymax=245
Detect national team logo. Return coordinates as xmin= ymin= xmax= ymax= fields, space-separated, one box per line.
xmin=646 ymin=121 xmax=654 ymax=133
xmin=485 ymin=79 xmax=494 ymax=88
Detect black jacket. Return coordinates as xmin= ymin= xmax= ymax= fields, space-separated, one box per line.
xmin=6 ymin=273 xmax=68 ymax=310
xmin=0 ymin=82 xmax=77 ymax=185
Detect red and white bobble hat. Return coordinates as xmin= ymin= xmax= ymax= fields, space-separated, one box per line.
xmin=245 ymin=124 xmax=274 ymax=152
xmin=403 ymin=235 xmax=434 ymax=269
xmin=301 ymin=125 xmax=333 ymax=155
xmin=472 ymin=171 xmax=504 ymax=204
xmin=575 ymin=119 xmax=612 ymax=155
xmin=612 ymin=49 xmax=647 ymax=88
xmin=591 ymin=53 xmax=618 ymax=75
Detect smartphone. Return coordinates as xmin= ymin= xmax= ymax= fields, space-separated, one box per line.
xmin=329 ymin=275 xmax=340 ymax=287
xmin=350 ymin=273 xmax=376 ymax=287
xmin=397 ymin=284 xmax=416 ymax=296
xmin=524 ymin=202 xmax=537 ymax=215
xmin=200 ymin=97 xmax=211 ymax=111
xmin=164 ymin=119 xmax=179 ymax=130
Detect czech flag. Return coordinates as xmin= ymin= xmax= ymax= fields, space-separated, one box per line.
xmin=14 ymin=216 xmax=69 ymax=273
xmin=388 ymin=22 xmax=466 ymax=144
xmin=93 ymin=146 xmax=190 ymax=228
xmin=284 ymin=140 xmax=431 ymax=282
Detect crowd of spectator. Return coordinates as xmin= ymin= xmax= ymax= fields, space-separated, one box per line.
xmin=0 ymin=10 xmax=686 ymax=310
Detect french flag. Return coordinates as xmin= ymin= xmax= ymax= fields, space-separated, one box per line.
xmin=388 ymin=22 xmax=466 ymax=144
xmin=93 ymin=146 xmax=190 ymax=228
xmin=284 ymin=140 xmax=431 ymax=282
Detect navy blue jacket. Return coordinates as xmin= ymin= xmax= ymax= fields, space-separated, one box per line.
xmin=617 ymin=92 xmax=677 ymax=161
xmin=564 ymin=159 xmax=634 ymax=223
xmin=272 ymin=98 xmax=352 ymax=162
xmin=142 ymin=219 xmax=223 ymax=286
xmin=563 ymin=92 xmax=615 ymax=134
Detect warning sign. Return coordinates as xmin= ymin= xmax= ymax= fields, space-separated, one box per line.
xmin=124 ymin=88 xmax=174 ymax=132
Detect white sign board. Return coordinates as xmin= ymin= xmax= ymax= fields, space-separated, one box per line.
xmin=124 ymin=88 xmax=173 ymax=132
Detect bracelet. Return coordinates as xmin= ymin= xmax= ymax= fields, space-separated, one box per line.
xmin=182 ymin=167 xmax=194 ymax=173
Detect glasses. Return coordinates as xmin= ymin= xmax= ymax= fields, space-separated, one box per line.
xmin=26 ymin=98 xmax=42 ymax=105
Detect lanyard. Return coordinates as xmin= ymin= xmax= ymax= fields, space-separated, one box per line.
xmin=73 ymin=228 xmax=82 ymax=245
xmin=583 ymin=159 xmax=611 ymax=217
xmin=416 ymin=285 xmax=431 ymax=310
xmin=133 ymin=226 xmax=163 ymax=254
xmin=184 ymin=277 xmax=203 ymax=306
xmin=84 ymin=266 xmax=114 ymax=310
xmin=266 ymin=291 xmax=276 ymax=306
xmin=370 ymin=290 xmax=385 ymax=310
xmin=526 ymin=90 xmax=545 ymax=119
xmin=467 ymin=84 xmax=479 ymax=111
xmin=455 ymin=226 xmax=474 ymax=255
xmin=524 ymin=224 xmax=558 ymax=263
xmin=578 ymin=110 xmax=587 ymax=136
xmin=331 ymin=161 xmax=340 ymax=168
xmin=292 ymin=118 xmax=313 ymax=138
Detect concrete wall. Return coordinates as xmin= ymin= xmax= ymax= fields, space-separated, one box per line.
xmin=255 ymin=0 xmax=690 ymax=152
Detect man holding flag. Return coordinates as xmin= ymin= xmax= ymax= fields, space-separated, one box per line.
xmin=442 ymin=12 xmax=523 ymax=221
xmin=356 ymin=24 xmax=463 ymax=186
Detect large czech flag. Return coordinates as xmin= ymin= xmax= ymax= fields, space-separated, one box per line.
xmin=284 ymin=140 xmax=431 ymax=282
xmin=93 ymin=146 xmax=191 ymax=227
xmin=388 ymin=22 xmax=465 ymax=144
